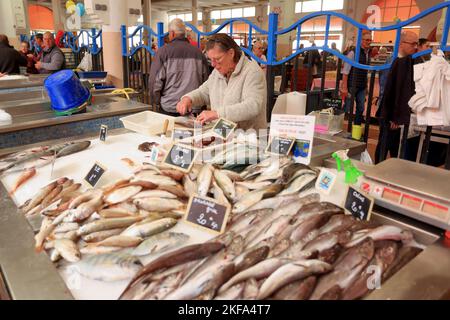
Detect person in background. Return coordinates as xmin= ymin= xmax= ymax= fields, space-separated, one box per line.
xmin=176 ymin=33 xmax=267 ymax=131
xmin=251 ymin=40 xmax=267 ymax=72
xmin=415 ymin=38 xmax=431 ymax=63
xmin=33 ymin=34 xmax=44 ymax=57
xmin=0 ymin=34 xmax=27 ymax=75
xmin=149 ymin=19 xmax=209 ymax=116
xmin=331 ymin=42 xmax=340 ymax=53
xmin=341 ymin=31 xmax=372 ymax=125
xmin=375 ymin=31 xmax=419 ymax=163
xmin=303 ymin=43 xmax=322 ymax=78
xmin=35 ymin=32 xmax=65 ymax=74
xmin=19 ymin=41 xmax=38 ymax=74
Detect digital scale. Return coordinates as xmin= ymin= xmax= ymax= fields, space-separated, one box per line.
xmin=360 ymin=158 xmax=450 ymax=230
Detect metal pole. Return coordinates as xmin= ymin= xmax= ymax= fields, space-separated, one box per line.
xmin=266 ymin=13 xmax=279 ymax=123
xmin=420 ymin=126 xmax=433 ymax=164
xmin=319 ymin=51 xmax=328 ymax=108
xmin=364 ymin=71 xmax=376 ymax=143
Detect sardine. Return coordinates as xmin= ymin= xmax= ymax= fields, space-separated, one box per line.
xmin=121 ymin=218 xmax=177 ymax=238
xmin=75 ymin=253 xmax=142 ymax=282
xmin=105 ymin=186 xmax=142 ymax=205
xmin=134 ymin=198 xmax=184 ymax=212
xmin=258 ymin=259 xmax=332 ymax=299
xmin=82 ymin=228 xmax=125 ymax=243
xmin=133 ymin=232 xmax=190 ymax=257
xmin=77 ymin=217 xmax=143 ymax=236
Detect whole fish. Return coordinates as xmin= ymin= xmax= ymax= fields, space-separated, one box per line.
xmin=233 ymin=184 xmax=283 ymax=214
xmin=240 ymin=157 xmax=274 ymax=180
xmin=164 ymin=263 xmax=235 ymax=300
xmin=82 ymin=228 xmax=125 ymax=243
xmin=134 ymin=198 xmax=184 ymax=212
xmin=93 ymin=236 xmax=143 ymax=248
xmin=212 ymin=181 xmax=230 ymax=206
xmin=257 ymin=259 xmax=332 ymax=299
xmin=303 ymin=231 xmax=352 ymax=253
xmin=133 ymin=232 xmax=190 ymax=257
xmin=233 ymin=246 xmax=270 ymax=274
xmin=219 ymin=258 xmax=292 ymax=294
xmin=133 ymin=171 xmax=177 ymax=187
xmin=75 ymin=253 xmax=142 ymax=282
xmin=40 ymin=185 xmax=63 ymax=209
xmin=289 ymin=214 xmax=331 ymax=243
xmin=98 ymin=208 xmax=136 ymax=219
xmin=0 ymin=141 xmax=91 ymax=174
xmin=279 ymin=173 xmax=317 ymax=196
xmin=35 ymin=217 xmax=56 ymax=252
xmin=105 ymin=186 xmax=142 ymax=205
xmin=214 ymin=169 xmax=236 ymax=201
xmin=9 ymin=167 xmax=36 ymax=195
xmin=77 ymin=217 xmax=143 ymax=236
xmin=121 ymin=218 xmax=177 ymax=238
xmin=245 ymin=215 xmax=293 ymax=248
xmin=54 ymin=239 xmax=81 ymax=263
xmin=248 ymin=193 xmax=320 ymax=212
xmin=22 ymin=181 xmax=57 ymax=214
xmin=197 ymin=164 xmax=214 ymax=197
xmin=132 ymin=190 xmax=178 ymax=200
xmin=344 ymin=225 xmax=414 ymax=248
xmin=318 ymin=214 xmax=356 ymax=235
xmin=64 ymin=194 xmax=104 ymax=222
xmin=310 ymin=238 xmax=375 ymax=300
xmin=52 ymin=230 xmax=79 ymax=242
xmin=51 ymin=183 xmax=82 ymax=204
xmin=160 ymin=169 xmax=185 ymax=182
xmin=235 ymin=181 xmax=271 ymax=190
xmin=272 ymin=276 xmax=317 ymax=300
xmin=120 ymin=242 xmax=224 ymax=300
xmin=278 ymin=163 xmax=315 ymax=185
xmin=341 ymin=241 xmax=399 ymax=300
xmin=243 ymin=278 xmax=260 ymax=300
xmin=80 ymin=245 xmax=124 ymax=255
xmin=54 ymin=222 xmax=79 ymax=234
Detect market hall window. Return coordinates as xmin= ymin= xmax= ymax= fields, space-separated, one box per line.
xmin=295 ymin=0 xmax=345 ymax=13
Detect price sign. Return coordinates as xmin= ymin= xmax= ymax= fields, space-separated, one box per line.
xmin=185 ymin=195 xmax=230 ymax=234
xmin=266 ymin=136 xmax=296 ymax=156
xmin=163 ymin=143 xmax=198 ymax=173
xmin=212 ymin=118 xmax=237 ymax=140
xmin=84 ymin=162 xmax=107 ymax=187
xmin=323 ymin=98 xmax=343 ymax=109
xmin=344 ymin=186 xmax=374 ymax=221
xmin=99 ymin=125 xmax=108 ymax=142
xmin=172 ymin=129 xmax=194 ymax=141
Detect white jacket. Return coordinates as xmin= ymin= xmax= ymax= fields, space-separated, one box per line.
xmin=409 ymin=51 xmax=450 ymax=126
xmin=184 ymin=55 xmax=267 ymax=131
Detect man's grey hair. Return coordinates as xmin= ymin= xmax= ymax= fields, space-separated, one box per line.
xmin=169 ymin=18 xmax=186 ymax=36
xmin=401 ymin=30 xmax=417 ymax=41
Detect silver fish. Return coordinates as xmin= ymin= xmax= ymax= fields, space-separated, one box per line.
xmin=75 ymin=253 xmax=143 ymax=282
xmin=257 ymin=260 xmax=332 ymax=299
xmin=279 ymin=173 xmax=317 ymax=196
xmin=82 ymin=228 xmax=125 ymax=243
xmin=133 ymin=198 xmax=184 ymax=212
xmin=105 ymin=186 xmax=143 ymax=205
xmin=133 ymin=171 xmax=177 ymax=186
xmin=133 ymin=232 xmax=190 ymax=257
xmin=77 ymin=217 xmax=143 ymax=236
xmin=214 ymin=169 xmax=236 ymax=201
xmin=344 ymin=225 xmax=414 ymax=248
xmin=54 ymin=239 xmax=81 ymax=263
xmin=121 ymin=218 xmax=177 ymax=238
xmin=197 ymin=164 xmax=214 ymax=197
xmin=132 ymin=190 xmax=178 ymax=200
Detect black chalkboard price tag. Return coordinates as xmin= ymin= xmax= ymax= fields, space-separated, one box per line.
xmin=266 ymin=136 xmax=296 ymax=156
xmin=163 ymin=143 xmax=198 ymax=173
xmin=212 ymin=118 xmax=237 ymax=140
xmin=344 ymin=186 xmax=374 ymax=221
xmin=185 ymin=195 xmax=231 ymax=234
xmin=323 ymin=98 xmax=343 ymax=109
xmin=84 ymin=162 xmax=107 ymax=188
xmin=99 ymin=125 xmax=108 ymax=142
xmin=172 ymin=128 xmax=194 ymax=141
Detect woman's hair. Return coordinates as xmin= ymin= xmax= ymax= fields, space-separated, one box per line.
xmin=21 ymin=41 xmax=30 ymax=48
xmin=206 ymin=34 xmax=242 ymax=63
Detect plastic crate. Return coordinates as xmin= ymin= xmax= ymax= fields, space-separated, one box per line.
xmin=120 ymin=111 xmax=175 ymax=137
xmin=309 ymin=110 xmax=344 ymax=135
xmin=77 ymin=71 xmax=108 ymax=79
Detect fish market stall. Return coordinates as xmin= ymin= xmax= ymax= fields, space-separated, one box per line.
xmin=0 ymin=125 xmax=449 ymax=300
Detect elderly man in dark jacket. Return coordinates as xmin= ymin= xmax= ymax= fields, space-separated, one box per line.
xmin=36 ymin=32 xmax=65 ymax=74
xmin=0 ymin=34 xmax=27 ymax=75
xmin=149 ymin=19 xmax=209 ymax=116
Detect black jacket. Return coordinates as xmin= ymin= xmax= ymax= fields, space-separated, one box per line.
xmin=380 ymin=56 xmax=415 ymax=125
xmin=0 ymin=43 xmax=27 ymax=74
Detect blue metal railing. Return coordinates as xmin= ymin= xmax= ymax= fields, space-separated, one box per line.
xmin=122 ymin=2 xmax=450 ymax=70
xmin=63 ymin=29 xmax=103 ymax=55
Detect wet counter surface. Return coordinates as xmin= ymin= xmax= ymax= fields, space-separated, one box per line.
xmin=0 ymin=129 xmax=448 ymax=300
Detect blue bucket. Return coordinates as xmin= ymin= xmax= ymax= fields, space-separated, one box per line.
xmin=44 ymin=70 xmax=90 ymax=112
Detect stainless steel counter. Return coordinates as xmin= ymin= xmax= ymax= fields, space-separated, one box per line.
xmin=0 ymin=129 xmax=448 ymax=300
xmin=0 ymin=75 xmax=48 ymax=91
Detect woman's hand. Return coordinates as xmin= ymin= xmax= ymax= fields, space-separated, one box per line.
xmin=197 ymin=110 xmax=219 ymax=125
xmin=176 ymin=97 xmax=193 ymax=116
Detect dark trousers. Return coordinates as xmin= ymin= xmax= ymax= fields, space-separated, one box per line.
xmin=375 ymin=119 xmax=401 ymax=164
xmin=158 ymin=108 xmax=181 ymax=117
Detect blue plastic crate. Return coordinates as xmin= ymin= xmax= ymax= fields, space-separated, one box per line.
xmin=77 ymin=71 xmax=108 ymax=79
